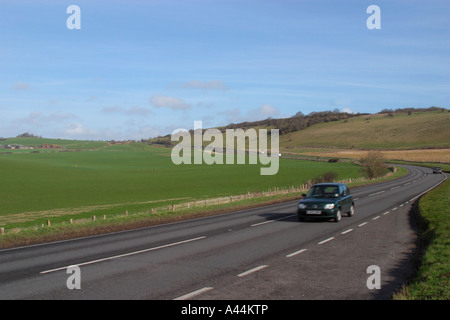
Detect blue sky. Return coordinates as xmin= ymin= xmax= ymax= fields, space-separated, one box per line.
xmin=0 ymin=0 xmax=449 ymax=140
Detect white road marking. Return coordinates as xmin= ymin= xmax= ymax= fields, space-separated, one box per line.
xmin=372 ymin=216 xmax=380 ymax=220
xmin=250 ymin=214 xmax=297 ymax=227
xmin=318 ymin=237 xmax=335 ymax=245
xmin=250 ymin=220 xmax=273 ymax=227
xmin=390 ymin=186 xmax=400 ymax=190
xmin=40 ymin=236 xmax=207 ymax=274
xmin=383 ymin=211 xmax=390 ymax=215
xmin=238 ymin=265 xmax=268 ymax=277
xmin=368 ymin=190 xmax=385 ymax=197
xmin=174 ymin=287 xmax=213 ymax=300
xmin=286 ymin=249 xmax=308 ymax=258
xmin=341 ymin=229 xmax=353 ymax=235
xmin=358 ymin=222 xmax=368 ymax=227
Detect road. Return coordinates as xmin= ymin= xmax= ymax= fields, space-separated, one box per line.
xmin=0 ymin=164 xmax=446 ymax=300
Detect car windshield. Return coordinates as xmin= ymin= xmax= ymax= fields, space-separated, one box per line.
xmin=306 ymin=186 xmax=339 ymax=198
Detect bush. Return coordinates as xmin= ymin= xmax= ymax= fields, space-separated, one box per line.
xmin=360 ymin=150 xmax=387 ymax=179
xmin=312 ymin=171 xmax=338 ymax=184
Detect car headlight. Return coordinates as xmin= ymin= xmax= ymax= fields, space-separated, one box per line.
xmin=298 ymin=203 xmax=307 ymax=209
xmin=324 ymin=203 xmax=335 ymax=209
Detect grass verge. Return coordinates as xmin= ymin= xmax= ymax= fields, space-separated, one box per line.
xmin=393 ymin=177 xmax=449 ymax=300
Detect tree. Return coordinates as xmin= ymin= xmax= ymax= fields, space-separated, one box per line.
xmin=360 ymin=150 xmax=387 ymax=179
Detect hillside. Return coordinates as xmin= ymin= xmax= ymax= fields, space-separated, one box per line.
xmin=145 ymin=108 xmax=449 ymax=162
xmin=281 ymin=110 xmax=450 ymax=150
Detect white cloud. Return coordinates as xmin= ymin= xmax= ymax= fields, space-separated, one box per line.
xmin=254 ymin=104 xmax=280 ymax=118
xmin=218 ymin=104 xmax=280 ymax=124
xmin=11 ymin=82 xmax=30 ymax=90
xmin=180 ymin=80 xmax=228 ymax=91
xmin=65 ymin=123 xmax=98 ymax=138
xmin=102 ymin=106 xmax=124 ymax=113
xmin=13 ymin=111 xmax=78 ymax=126
xmin=149 ymin=94 xmax=190 ymax=110
xmin=102 ymin=105 xmax=152 ymax=117
xmin=125 ymin=106 xmax=152 ymax=116
xmin=342 ymin=107 xmax=355 ymax=114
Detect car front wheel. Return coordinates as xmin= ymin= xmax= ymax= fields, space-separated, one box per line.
xmin=334 ymin=209 xmax=342 ymax=222
xmin=348 ymin=204 xmax=354 ymax=217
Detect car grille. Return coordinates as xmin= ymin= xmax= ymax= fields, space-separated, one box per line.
xmin=305 ymin=204 xmax=324 ymax=209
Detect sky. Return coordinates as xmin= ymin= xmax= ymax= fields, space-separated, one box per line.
xmin=0 ymin=0 xmax=449 ymax=141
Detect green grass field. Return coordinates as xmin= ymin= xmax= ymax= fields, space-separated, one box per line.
xmin=0 ymin=140 xmax=362 ymax=229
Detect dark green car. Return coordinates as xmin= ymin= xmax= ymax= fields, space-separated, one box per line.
xmin=297 ymin=183 xmax=354 ymax=222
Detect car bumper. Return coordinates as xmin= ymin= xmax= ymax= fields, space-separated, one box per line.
xmin=297 ymin=208 xmax=338 ymax=219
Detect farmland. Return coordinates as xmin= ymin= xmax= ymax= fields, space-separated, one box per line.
xmin=0 ymin=140 xmax=363 ymax=230
xmin=1 ymin=109 xmax=447 ymax=237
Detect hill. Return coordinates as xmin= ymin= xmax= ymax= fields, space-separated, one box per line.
xmin=280 ymin=110 xmax=450 ymax=150
xmin=144 ymin=107 xmax=449 ymax=163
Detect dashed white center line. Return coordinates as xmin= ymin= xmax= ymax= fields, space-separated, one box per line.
xmin=250 ymin=214 xmax=297 ymax=227
xmin=358 ymin=222 xmax=368 ymax=227
xmin=40 ymin=236 xmax=207 ymax=274
xmin=237 ymin=265 xmax=268 ymax=277
xmin=372 ymin=216 xmax=380 ymax=220
xmin=286 ymin=249 xmax=308 ymax=258
xmin=383 ymin=211 xmax=390 ymax=215
xmin=390 ymin=186 xmax=400 ymax=190
xmin=368 ymin=190 xmax=385 ymax=197
xmin=318 ymin=237 xmax=335 ymax=245
xmin=250 ymin=220 xmax=273 ymax=227
xmin=174 ymin=287 xmax=213 ymax=300
xmin=341 ymin=229 xmax=353 ymax=235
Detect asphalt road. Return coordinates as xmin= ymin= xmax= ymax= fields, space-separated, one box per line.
xmin=0 ymin=164 xmax=446 ymax=300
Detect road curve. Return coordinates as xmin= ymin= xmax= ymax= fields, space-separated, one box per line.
xmin=0 ymin=164 xmax=446 ymax=300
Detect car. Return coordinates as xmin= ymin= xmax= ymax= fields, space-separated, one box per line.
xmin=297 ymin=183 xmax=354 ymax=222
xmin=432 ymin=167 xmax=443 ymax=174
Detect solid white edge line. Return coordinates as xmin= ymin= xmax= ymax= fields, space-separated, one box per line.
xmin=408 ymin=174 xmax=447 ymax=202
xmin=40 ymin=236 xmax=207 ymax=274
xmin=237 ymin=265 xmax=268 ymax=277
xmin=286 ymin=249 xmax=308 ymax=258
xmin=173 ymin=287 xmax=213 ymax=300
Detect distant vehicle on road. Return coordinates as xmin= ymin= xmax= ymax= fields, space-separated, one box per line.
xmin=297 ymin=183 xmax=354 ymax=222
xmin=432 ymin=167 xmax=443 ymax=174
